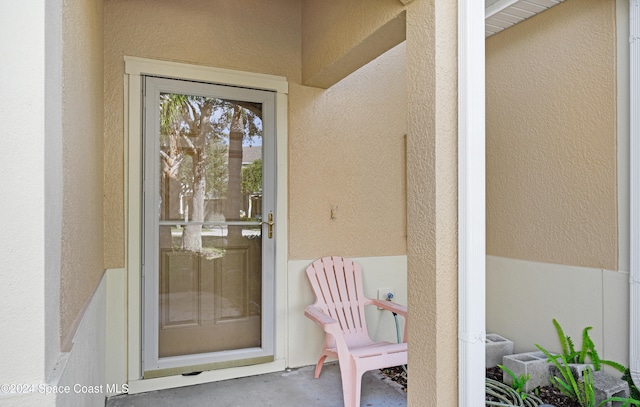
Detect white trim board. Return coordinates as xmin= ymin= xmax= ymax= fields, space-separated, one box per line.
xmin=619 ymin=0 xmax=631 ymax=274
xmin=124 ymin=57 xmax=288 ymax=94
xmin=629 ymin=0 xmax=640 ymax=389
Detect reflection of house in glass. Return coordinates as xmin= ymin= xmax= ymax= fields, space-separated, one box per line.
xmin=242 ymin=145 xmax=262 ymax=221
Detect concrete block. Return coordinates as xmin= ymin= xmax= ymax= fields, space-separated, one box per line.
xmin=549 ymin=362 xmax=593 ymax=382
xmin=485 ymin=333 xmax=514 ymax=368
xmin=502 ymin=351 xmax=551 ymax=392
xmin=592 ymin=370 xmax=629 ymax=407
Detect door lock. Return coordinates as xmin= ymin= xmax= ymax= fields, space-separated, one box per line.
xmin=261 ymin=212 xmax=274 ymax=238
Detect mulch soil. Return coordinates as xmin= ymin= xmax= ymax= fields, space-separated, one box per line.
xmin=381 ymin=366 xmax=407 ymax=393
xmin=381 ymin=366 xmax=581 ymax=406
xmin=485 ymin=366 xmax=580 ymax=407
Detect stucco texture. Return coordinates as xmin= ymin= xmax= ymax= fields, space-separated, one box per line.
xmin=104 ymin=2 xmax=456 ymax=403
xmin=60 ymin=0 xmax=105 ymax=348
xmin=288 ymin=43 xmax=407 ymax=260
xmin=406 ymin=1 xmax=459 ymax=405
xmin=301 ymin=0 xmax=406 ymax=88
xmin=103 ymin=0 xmax=301 ymax=268
xmin=486 ymin=0 xmax=618 ymax=270
xmin=105 ymin=0 xmax=409 ymax=265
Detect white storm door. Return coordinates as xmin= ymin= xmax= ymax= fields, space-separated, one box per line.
xmin=142 ymin=76 xmax=276 ymax=377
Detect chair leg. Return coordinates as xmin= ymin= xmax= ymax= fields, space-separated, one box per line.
xmin=338 ymin=358 xmax=357 ymax=407
xmin=352 ymin=369 xmax=364 ymax=407
xmin=314 ymin=354 xmax=328 ymax=378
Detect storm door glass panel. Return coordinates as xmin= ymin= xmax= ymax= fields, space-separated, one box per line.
xmin=156 ymin=90 xmax=264 ymax=358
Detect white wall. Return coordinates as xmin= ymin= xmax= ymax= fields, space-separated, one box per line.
xmin=0 ymin=1 xmax=54 ymax=405
xmin=0 ymin=3 xmax=110 ymax=404
xmin=486 ymin=255 xmax=629 ymax=372
xmin=56 ymin=277 xmax=107 ymax=407
xmin=106 ymin=269 xmax=128 ymax=395
xmin=287 ymin=255 xmax=407 ymax=368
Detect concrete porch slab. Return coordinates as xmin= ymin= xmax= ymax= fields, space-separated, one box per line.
xmin=106 ymin=363 xmax=407 ymax=407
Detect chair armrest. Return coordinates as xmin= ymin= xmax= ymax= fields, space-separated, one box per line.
xmin=305 ymin=305 xmax=351 ymax=355
xmin=370 ymin=299 xmax=408 ymax=318
xmin=304 ymin=305 xmax=339 ymax=328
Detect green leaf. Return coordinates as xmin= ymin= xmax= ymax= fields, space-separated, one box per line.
xmin=580 ymin=327 xmax=593 ymax=365
xmin=498 ymin=364 xmax=530 ymax=397
xmin=600 ymin=359 xmax=627 ymax=373
xmin=599 ymin=397 xmax=640 ymax=407
xmin=554 ymin=319 xmax=572 ymax=359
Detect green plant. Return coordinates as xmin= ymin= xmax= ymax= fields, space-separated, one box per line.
xmin=622 ymin=368 xmax=640 ymax=401
xmin=580 ymin=367 xmax=597 ymax=407
xmin=552 ymin=319 xmax=626 ymax=373
xmin=498 ymin=364 xmax=530 ymax=400
xmin=536 ymin=344 xmax=596 ymax=407
xmin=599 ymin=397 xmax=640 ymax=407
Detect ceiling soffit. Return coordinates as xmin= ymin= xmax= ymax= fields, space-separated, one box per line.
xmin=485 ymin=0 xmax=566 ymax=37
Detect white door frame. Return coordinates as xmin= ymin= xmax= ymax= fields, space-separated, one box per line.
xmin=124 ymin=57 xmax=288 ymax=393
xmin=141 ymin=76 xmax=278 ymax=376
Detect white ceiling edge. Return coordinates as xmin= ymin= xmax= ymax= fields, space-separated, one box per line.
xmin=485 ymin=0 xmax=566 ymax=38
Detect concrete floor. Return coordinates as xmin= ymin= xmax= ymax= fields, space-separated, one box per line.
xmin=106 ymin=363 xmax=407 ymax=407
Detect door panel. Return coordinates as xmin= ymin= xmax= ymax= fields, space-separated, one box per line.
xmin=160 ymin=249 xmax=201 ymax=329
xmin=157 ymin=240 xmax=261 ymax=358
xmin=143 ymin=76 xmax=275 ymax=375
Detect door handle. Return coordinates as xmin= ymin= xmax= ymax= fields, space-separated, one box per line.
xmin=261 ymin=212 xmax=274 ymax=239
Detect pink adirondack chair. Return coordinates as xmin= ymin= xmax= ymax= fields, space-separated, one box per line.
xmin=304 ymin=256 xmax=408 ymax=407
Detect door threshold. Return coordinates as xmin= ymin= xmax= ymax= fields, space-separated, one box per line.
xmin=127 ymin=358 xmax=286 ymax=395
xmin=143 ymin=355 xmax=274 ymax=379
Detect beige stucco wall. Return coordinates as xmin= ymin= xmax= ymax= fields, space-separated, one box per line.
xmin=60 ymin=0 xmax=105 ymax=349
xmin=105 ymin=0 xmax=408 ymax=265
xmin=106 ymin=2 xmax=454 ymax=403
xmin=406 ymin=1 xmax=458 ymax=405
xmin=301 ymin=0 xmax=406 ymax=88
xmin=486 ymin=0 xmax=618 ymax=270
xmin=288 ymin=43 xmax=407 ymax=260
xmin=103 ymin=0 xmax=302 ymax=268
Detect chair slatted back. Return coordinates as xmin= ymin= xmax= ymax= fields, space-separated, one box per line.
xmin=306 ymin=256 xmax=369 ymax=341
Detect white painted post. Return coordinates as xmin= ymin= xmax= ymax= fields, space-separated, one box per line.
xmin=458 ymin=0 xmax=487 ymax=405
xmin=629 ymin=0 xmax=640 ymax=391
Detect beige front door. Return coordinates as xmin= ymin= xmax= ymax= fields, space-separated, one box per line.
xmin=143 ymin=76 xmax=276 ymax=377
